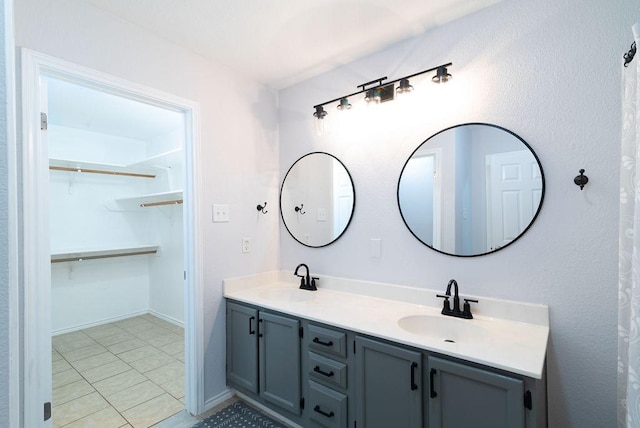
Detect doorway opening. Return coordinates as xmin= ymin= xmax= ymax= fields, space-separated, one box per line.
xmin=20 ymin=49 xmax=204 ymax=427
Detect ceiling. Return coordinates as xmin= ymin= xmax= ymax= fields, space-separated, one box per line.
xmin=80 ymin=0 xmax=501 ymax=89
xmin=46 ymin=77 xmax=184 ymax=140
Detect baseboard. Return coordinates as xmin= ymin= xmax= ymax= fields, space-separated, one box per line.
xmin=51 ymin=310 xmax=148 ymax=336
xmin=203 ymin=388 xmax=236 ymax=414
xmin=51 ymin=310 xmax=185 ymax=336
xmin=234 ymin=391 xmax=303 ymax=428
xmin=148 ymin=309 xmax=184 ymax=328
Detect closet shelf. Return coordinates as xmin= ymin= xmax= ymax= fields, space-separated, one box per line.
xmin=107 ymin=190 xmax=184 ymax=210
xmin=127 ymin=148 xmax=183 ymax=169
xmin=49 ymin=148 xmax=183 ymax=178
xmin=49 ymin=158 xmax=157 ymax=178
xmin=51 ymin=245 xmax=159 ymax=263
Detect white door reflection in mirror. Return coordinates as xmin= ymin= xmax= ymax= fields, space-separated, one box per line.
xmin=486 ymin=150 xmax=543 ymax=252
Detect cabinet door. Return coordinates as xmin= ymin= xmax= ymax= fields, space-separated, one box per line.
xmin=226 ymin=301 xmax=258 ymax=393
xmin=355 ymin=337 xmax=422 ymax=428
xmin=259 ymin=311 xmax=301 ymax=415
xmin=428 ymin=356 xmax=524 ymax=428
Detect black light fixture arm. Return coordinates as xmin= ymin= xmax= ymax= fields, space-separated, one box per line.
xmin=312 ymin=62 xmax=453 ymax=110
xmin=357 ymin=76 xmax=388 ymax=91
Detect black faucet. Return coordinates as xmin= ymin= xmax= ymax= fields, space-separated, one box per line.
xmin=436 ymin=279 xmax=478 ymax=319
xmin=294 ymin=263 xmax=318 ymax=291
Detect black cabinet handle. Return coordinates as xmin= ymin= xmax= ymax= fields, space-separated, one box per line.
xmin=313 ymin=405 xmax=335 ymax=418
xmin=411 ymin=362 xmax=418 ymax=391
xmin=313 ymin=365 xmax=335 ymax=377
xmin=249 ymin=316 xmax=255 ymax=335
xmin=430 ymin=368 xmax=437 ymax=398
xmin=258 ymin=319 xmax=263 ymax=338
xmin=312 ymin=337 xmax=334 ymax=347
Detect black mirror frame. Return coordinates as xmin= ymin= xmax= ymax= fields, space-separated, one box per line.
xmin=280 ymin=151 xmax=356 ymax=248
xmin=397 ymin=122 xmax=545 ymax=257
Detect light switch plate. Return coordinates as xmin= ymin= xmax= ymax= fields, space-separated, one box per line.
xmin=370 ymin=238 xmax=381 ymax=258
xmin=213 ymin=204 xmax=229 ymax=222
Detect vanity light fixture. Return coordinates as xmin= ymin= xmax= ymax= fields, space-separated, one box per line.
xmin=313 ymin=105 xmax=328 ymax=136
xmin=364 ymin=88 xmax=380 ymax=103
xmin=312 ymin=62 xmax=452 ymax=120
xmin=313 ymin=105 xmax=327 ymax=119
xmin=432 ymin=66 xmax=452 ymax=84
xmin=397 ymin=78 xmax=414 ymax=94
xmin=337 ymin=97 xmax=352 ymax=110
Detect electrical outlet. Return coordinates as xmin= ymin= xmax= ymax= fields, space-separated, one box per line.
xmin=242 ymin=237 xmax=251 ymax=253
xmin=213 ymin=204 xmax=229 ymax=222
xmin=317 ymin=208 xmax=327 ymax=222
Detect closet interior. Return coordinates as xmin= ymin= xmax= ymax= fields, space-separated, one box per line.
xmin=47 ymin=76 xmax=186 ymax=334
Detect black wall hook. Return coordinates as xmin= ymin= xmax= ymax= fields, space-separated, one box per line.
xmin=574 ymin=169 xmax=589 ymax=190
xmin=256 ymin=202 xmax=268 ymax=214
xmin=294 ymin=204 xmax=306 ymax=215
xmin=624 ymin=41 xmax=636 ymax=67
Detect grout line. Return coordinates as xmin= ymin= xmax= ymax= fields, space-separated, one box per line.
xmin=52 ymin=314 xmax=186 ymax=428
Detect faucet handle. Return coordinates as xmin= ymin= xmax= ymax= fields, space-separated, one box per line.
xmin=311 ymin=277 xmax=319 ymax=290
xmin=436 ymin=294 xmax=452 ymax=314
xmin=462 ymin=299 xmax=478 ymax=319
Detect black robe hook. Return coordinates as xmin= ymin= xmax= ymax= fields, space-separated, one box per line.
xmin=257 ymin=202 xmax=268 ymax=214
xmin=574 ymin=169 xmax=588 ymax=190
xmin=294 ymin=204 xmax=306 ymax=215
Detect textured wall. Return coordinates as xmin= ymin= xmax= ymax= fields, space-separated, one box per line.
xmin=15 ymin=0 xmax=281 ymax=402
xmin=279 ymin=0 xmax=637 ymax=426
xmin=0 ymin=0 xmax=10 ymax=424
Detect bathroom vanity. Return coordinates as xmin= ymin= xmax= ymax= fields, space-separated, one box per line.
xmin=224 ymin=272 xmax=548 ymax=428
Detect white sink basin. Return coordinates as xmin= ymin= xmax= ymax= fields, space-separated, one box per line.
xmin=397 ymin=314 xmax=485 ymax=343
xmin=258 ymin=288 xmax=316 ymax=302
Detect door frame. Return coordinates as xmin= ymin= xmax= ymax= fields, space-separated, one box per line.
xmin=19 ymin=48 xmax=205 ymax=426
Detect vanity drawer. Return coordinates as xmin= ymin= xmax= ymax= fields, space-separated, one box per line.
xmin=309 ymin=352 xmax=347 ymax=389
xmin=308 ymin=324 xmax=347 ymax=358
xmin=308 ymin=381 xmax=348 ymax=428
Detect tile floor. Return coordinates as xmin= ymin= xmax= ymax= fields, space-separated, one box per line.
xmin=52 ymin=314 xmax=187 ymax=428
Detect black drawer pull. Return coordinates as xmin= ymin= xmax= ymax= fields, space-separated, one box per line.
xmin=249 ymin=316 xmax=255 ymax=335
xmin=313 ymin=337 xmax=334 ymax=347
xmin=258 ymin=319 xmax=263 ymax=338
xmin=313 ymin=365 xmax=335 ymax=377
xmin=313 ymin=405 xmax=335 ymax=418
xmin=430 ymin=368 xmax=437 ymax=398
xmin=411 ymin=362 xmax=418 ymax=391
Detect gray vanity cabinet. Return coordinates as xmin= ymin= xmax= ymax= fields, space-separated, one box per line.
xmin=227 ymin=299 xmax=546 ymax=428
xmin=355 ymin=336 xmax=423 ymax=428
xmin=428 ymin=356 xmax=525 ymax=428
xmin=259 ymin=311 xmax=301 ymax=415
xmin=226 ymin=301 xmax=258 ymax=393
xmin=226 ymin=301 xmax=301 ymax=416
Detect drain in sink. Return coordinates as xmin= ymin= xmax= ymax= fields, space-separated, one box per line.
xmin=444 ymin=339 xmax=455 ymax=343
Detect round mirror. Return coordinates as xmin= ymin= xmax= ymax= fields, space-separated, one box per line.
xmin=398 ymin=123 xmax=544 ymax=257
xmin=280 ymin=152 xmax=356 ymax=247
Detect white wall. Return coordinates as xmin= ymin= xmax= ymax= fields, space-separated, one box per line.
xmin=15 ymin=0 xmax=280 ymax=402
xmin=0 ymin=0 xmax=11 ymax=424
xmin=279 ymin=1 xmax=636 ymax=426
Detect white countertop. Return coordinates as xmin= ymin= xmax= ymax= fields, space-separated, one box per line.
xmin=224 ymin=271 xmax=549 ymax=379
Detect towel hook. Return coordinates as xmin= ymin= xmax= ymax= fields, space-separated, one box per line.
xmin=294 ymin=204 xmax=306 ymax=215
xmin=574 ymin=169 xmax=589 ymax=190
xmin=256 ymin=202 xmax=268 ymax=214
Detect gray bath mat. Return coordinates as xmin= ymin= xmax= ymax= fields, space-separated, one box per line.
xmin=192 ymin=400 xmax=288 ymax=428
